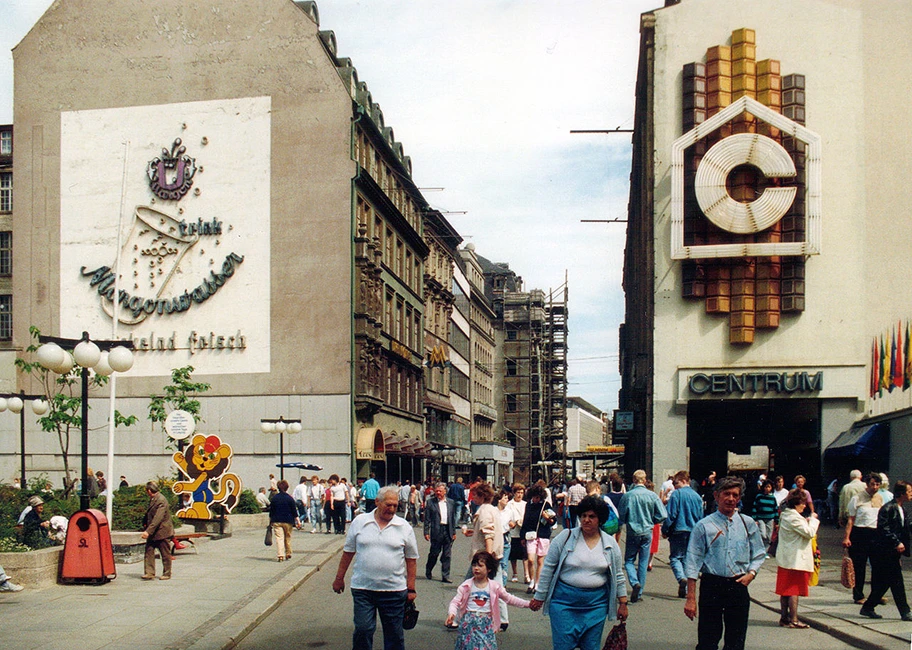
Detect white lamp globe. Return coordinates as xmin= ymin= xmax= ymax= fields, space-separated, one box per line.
xmin=53 ymin=352 xmax=75 ymax=375
xmin=0 ymin=398 xmax=7 ymax=412
xmin=288 ymin=422 xmax=303 ymax=434
xmin=73 ymin=340 xmax=102 ymax=368
xmin=107 ymin=346 xmax=134 ymax=373
xmin=8 ymin=397 xmax=23 ymax=413
xmin=260 ymin=421 xmax=275 ymax=433
xmin=37 ymin=342 xmax=66 ymax=370
xmin=275 ymin=420 xmax=287 ymax=433
xmin=93 ymin=351 xmax=113 ymax=377
xmin=31 ymin=399 xmax=49 ymax=415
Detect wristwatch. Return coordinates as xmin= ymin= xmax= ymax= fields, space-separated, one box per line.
xmin=747 ymin=570 xmax=757 ymax=577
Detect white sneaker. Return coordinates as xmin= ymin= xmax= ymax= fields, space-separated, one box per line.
xmin=310 ymin=529 xmax=316 ymax=534
xmin=510 ymin=576 xmax=518 ymax=583
xmin=0 ymin=581 xmax=23 ymax=592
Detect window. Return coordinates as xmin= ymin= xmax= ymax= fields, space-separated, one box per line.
xmin=507 ymin=330 xmax=517 ymax=341
xmin=506 ymin=394 xmax=517 ymax=413
xmin=506 ymin=359 xmax=517 ymax=376
xmin=0 ymin=232 xmax=10 ymax=276
xmin=0 ymin=131 xmax=10 ymax=155
xmin=450 ymin=367 xmax=469 ymax=398
xmin=0 ymin=173 xmax=10 ymax=212
xmin=0 ymin=295 xmax=10 ymax=340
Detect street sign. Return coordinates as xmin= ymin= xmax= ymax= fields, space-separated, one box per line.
xmin=614 ymin=410 xmax=634 ymax=431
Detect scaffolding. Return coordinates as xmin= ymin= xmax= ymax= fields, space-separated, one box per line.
xmin=543 ymin=276 xmax=569 ymax=479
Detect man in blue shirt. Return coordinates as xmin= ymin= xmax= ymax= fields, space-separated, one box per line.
xmin=684 ymin=475 xmax=766 ymax=650
xmin=360 ymin=473 xmax=380 ymax=512
xmin=662 ymin=470 xmax=705 ymax=598
xmin=447 ymin=477 xmax=467 ymax=525
xmin=619 ymin=469 xmax=667 ymax=602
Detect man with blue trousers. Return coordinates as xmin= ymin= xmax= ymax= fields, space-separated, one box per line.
xmin=662 ymin=470 xmax=705 ymax=598
xmin=619 ymin=469 xmax=667 ymax=602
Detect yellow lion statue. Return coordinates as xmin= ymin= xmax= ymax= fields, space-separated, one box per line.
xmin=172 ymin=434 xmax=242 ymax=519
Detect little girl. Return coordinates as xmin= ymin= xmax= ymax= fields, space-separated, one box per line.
xmin=446 ymin=551 xmax=531 ymax=649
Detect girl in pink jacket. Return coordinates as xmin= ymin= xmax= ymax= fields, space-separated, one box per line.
xmin=446 ymin=551 xmax=530 ymax=649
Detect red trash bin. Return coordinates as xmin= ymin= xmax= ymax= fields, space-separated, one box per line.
xmin=60 ymin=509 xmax=117 ymax=584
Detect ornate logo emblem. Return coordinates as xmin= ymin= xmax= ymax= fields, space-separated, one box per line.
xmin=147 ymin=138 xmax=197 ymax=201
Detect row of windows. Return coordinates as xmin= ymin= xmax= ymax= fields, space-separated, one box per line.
xmin=384 ymin=289 xmax=422 ymax=353
xmin=381 ymin=359 xmax=421 ymax=415
xmin=357 ymin=195 xmax=423 ymax=295
xmin=473 ymin=378 xmax=492 ymax=406
xmin=449 ymin=323 xmax=471 ymax=360
xmin=354 ymin=129 xmax=419 ymax=229
xmin=450 ymin=366 xmax=469 ymax=399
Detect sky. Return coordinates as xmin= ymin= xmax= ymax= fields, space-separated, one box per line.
xmin=0 ymin=0 xmax=659 ymax=414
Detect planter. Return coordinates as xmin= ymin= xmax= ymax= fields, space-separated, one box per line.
xmin=0 ymin=546 xmax=64 ymax=589
xmin=224 ymin=512 xmax=269 ymax=531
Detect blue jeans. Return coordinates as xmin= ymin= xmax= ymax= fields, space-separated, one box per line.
xmin=308 ymin=503 xmax=324 ymax=531
xmin=454 ymin=502 xmax=465 ymax=526
xmin=624 ymin=532 xmax=652 ymax=590
xmin=351 ymin=588 xmax=407 ymax=650
xmin=500 ymin=536 xmax=511 ymax=585
xmin=668 ymin=531 xmax=691 ymax=583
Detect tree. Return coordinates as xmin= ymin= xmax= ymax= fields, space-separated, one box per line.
xmin=148 ymin=366 xmax=211 ymax=452
xmin=15 ymin=326 xmax=138 ymax=497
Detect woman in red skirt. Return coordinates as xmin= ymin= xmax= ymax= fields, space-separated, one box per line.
xmin=775 ymin=488 xmax=820 ymax=628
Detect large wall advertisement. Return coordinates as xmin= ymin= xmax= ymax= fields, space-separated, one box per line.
xmin=60 ymin=96 xmax=271 ymax=377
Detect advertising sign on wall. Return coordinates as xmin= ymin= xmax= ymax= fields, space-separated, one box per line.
xmin=60 ymin=96 xmax=272 ymax=376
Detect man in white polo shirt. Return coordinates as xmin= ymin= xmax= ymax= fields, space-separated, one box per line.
xmin=333 ymin=485 xmax=419 ymax=650
xmin=843 ymin=473 xmax=884 ymax=605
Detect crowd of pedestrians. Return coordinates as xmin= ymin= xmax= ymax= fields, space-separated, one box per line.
xmin=320 ymin=465 xmax=910 ymax=650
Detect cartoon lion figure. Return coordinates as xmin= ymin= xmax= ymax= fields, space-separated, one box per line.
xmin=172 ymin=434 xmax=242 ymax=519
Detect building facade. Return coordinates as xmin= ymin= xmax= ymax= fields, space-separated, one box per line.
xmin=7 ymin=0 xmax=440 ymax=489
xmin=620 ymin=0 xmax=912 ymax=490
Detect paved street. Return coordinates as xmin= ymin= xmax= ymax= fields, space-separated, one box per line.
xmin=237 ymin=525 xmax=867 ymax=650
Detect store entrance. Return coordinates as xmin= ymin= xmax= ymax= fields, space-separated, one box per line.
xmin=687 ymin=399 xmax=821 ymax=492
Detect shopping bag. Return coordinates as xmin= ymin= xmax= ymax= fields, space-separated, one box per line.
xmin=601 ymin=507 xmax=620 ymax=535
xmin=767 ymin=523 xmax=779 ymax=557
xmin=841 ymin=550 xmax=855 ymax=589
xmin=264 ymin=525 xmax=273 ymax=546
xmin=602 ymin=621 xmax=627 ymax=650
xmin=809 ymin=536 xmax=820 ymax=587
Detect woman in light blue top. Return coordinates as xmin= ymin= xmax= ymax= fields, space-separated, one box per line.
xmin=529 ymin=495 xmax=628 ymax=650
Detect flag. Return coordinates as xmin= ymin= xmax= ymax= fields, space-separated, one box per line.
xmin=871 ymin=338 xmax=879 ymax=397
xmin=905 ymin=321 xmax=911 ymax=390
xmin=895 ymin=322 xmax=904 ymax=390
xmin=881 ymin=335 xmax=889 ymax=396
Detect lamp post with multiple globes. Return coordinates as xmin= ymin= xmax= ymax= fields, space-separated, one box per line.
xmin=260 ymin=417 xmax=303 ymax=481
xmin=35 ymin=332 xmax=134 ymax=510
xmin=0 ymin=391 xmax=48 ymax=490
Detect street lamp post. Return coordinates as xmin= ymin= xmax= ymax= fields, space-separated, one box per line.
xmin=0 ymin=391 xmax=48 ymax=490
xmin=260 ymin=416 xmax=303 ymax=481
xmin=36 ymin=332 xmax=134 ymax=511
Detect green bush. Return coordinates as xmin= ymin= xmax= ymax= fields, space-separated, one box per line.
xmin=234 ymin=488 xmax=262 ymax=515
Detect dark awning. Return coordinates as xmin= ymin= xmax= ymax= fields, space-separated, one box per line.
xmin=824 ymin=423 xmax=889 ymax=461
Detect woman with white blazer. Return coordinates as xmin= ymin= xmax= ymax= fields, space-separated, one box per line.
xmin=775 ymin=488 xmax=820 ymax=628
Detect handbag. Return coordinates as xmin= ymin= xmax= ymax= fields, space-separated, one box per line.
xmin=403 ymin=599 xmax=419 ymax=630
xmin=602 ymin=621 xmax=627 ymax=650
xmin=841 ymin=549 xmax=855 ymax=589
xmin=809 ymin=536 xmax=821 ymax=587
xmin=601 ymin=507 xmax=620 ymax=535
xmin=264 ymin=524 xmax=273 ymax=546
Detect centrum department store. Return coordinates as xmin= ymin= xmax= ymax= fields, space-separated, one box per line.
xmin=620 ymin=0 xmax=912 ymax=489
xmin=3 ymin=1 xmax=443 ymax=489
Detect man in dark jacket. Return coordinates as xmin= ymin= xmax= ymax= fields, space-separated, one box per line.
xmin=423 ymin=482 xmax=456 ymax=582
xmin=141 ymin=481 xmax=175 ymax=580
xmin=861 ymin=479 xmax=912 ymax=621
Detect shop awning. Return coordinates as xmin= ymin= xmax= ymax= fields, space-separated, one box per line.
xmin=356 ymin=427 xmax=386 ymax=462
xmin=824 ymin=423 xmax=889 ymax=461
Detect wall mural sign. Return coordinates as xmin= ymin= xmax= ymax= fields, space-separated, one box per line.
xmin=671 ymin=28 xmax=821 ymax=346
xmin=60 ymin=97 xmax=271 ymax=376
